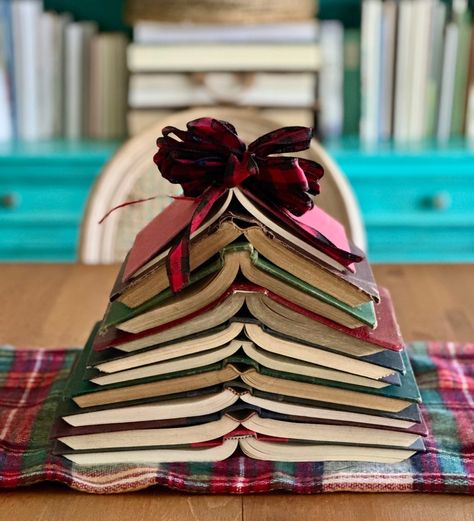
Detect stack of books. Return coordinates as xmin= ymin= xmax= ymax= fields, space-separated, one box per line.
xmin=126 ymin=16 xmax=320 ymax=135
xmin=51 ymin=120 xmax=426 ymax=464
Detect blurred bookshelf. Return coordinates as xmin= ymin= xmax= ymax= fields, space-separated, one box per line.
xmin=0 ymin=0 xmax=473 ymax=262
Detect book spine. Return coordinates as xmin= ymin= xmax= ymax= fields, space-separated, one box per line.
xmin=0 ymin=64 xmax=12 ymax=141
xmin=393 ymin=0 xmax=413 ymax=144
xmin=39 ymin=12 xmax=56 ymax=139
xmin=90 ymin=33 xmax=128 ymax=140
xmin=314 ymin=21 xmax=344 ymax=139
xmin=379 ymin=1 xmax=397 ymax=141
xmin=54 ymin=13 xmax=71 ymax=137
xmin=466 ymin=13 xmax=474 ymax=139
xmin=467 ymin=84 xmax=474 ymax=142
xmin=342 ymin=29 xmax=361 ymax=136
xmin=12 ymin=0 xmax=42 ymax=141
xmin=360 ymin=0 xmax=383 ymax=144
xmin=437 ymin=20 xmax=459 ymax=142
xmin=408 ymin=0 xmax=432 ymax=142
xmin=450 ymin=7 xmax=472 ymax=137
xmin=64 ymin=24 xmax=83 ymax=139
xmin=0 ymin=0 xmax=14 ymax=140
xmin=425 ymin=2 xmax=447 ymax=138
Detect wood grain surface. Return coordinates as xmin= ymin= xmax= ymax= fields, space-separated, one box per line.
xmin=0 ymin=263 xmax=473 ymax=521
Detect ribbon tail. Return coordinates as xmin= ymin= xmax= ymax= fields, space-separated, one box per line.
xmin=167 ymin=186 xmax=226 ymax=293
xmin=98 ymin=195 xmax=168 ymax=224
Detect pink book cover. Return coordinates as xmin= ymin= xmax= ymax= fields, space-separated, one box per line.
xmin=291 ymin=206 xmax=351 ymax=257
xmin=123 ymin=198 xmax=199 ymax=281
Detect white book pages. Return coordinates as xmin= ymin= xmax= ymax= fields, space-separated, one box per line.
xmin=129 ymin=72 xmax=316 ymax=108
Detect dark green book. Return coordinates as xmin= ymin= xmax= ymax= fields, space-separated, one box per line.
xmin=343 ymin=28 xmax=361 ymax=136
xmin=64 ymin=326 xmax=420 ymax=411
xmin=69 ymin=353 xmax=420 ymax=405
xmin=58 ymin=383 xmax=423 ymax=425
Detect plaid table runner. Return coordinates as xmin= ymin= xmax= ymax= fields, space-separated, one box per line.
xmin=0 ymin=341 xmax=473 ymax=494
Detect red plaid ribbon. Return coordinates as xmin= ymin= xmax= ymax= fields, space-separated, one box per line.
xmin=154 ymin=118 xmax=328 ymax=293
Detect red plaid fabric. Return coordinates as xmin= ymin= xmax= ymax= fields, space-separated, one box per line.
xmin=0 ymin=341 xmax=473 ymax=494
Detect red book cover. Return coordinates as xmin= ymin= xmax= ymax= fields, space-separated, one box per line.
xmin=123 ymin=197 xmax=200 ymax=281
xmin=93 ymin=285 xmax=403 ymax=353
xmin=122 ymin=188 xmax=358 ymax=282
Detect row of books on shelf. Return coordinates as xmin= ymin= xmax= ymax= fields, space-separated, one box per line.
xmin=0 ymin=0 xmax=128 ymax=142
xmin=4 ymin=0 xmax=473 ymax=146
xmin=359 ymin=0 xmax=474 ymax=144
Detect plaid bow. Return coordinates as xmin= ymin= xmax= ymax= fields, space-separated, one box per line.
xmin=154 ymin=118 xmax=331 ymax=293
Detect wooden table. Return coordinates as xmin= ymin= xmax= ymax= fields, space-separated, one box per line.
xmin=0 ymin=264 xmax=473 ymax=521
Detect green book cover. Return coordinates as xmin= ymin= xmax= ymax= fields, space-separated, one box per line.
xmin=102 ymin=253 xmax=224 ymax=329
xmin=61 ymin=323 xmax=101 ymax=400
xmin=253 ymin=247 xmax=376 ymax=327
xmin=102 ymin=242 xmax=376 ymax=330
xmin=343 ymin=28 xmax=361 ymax=136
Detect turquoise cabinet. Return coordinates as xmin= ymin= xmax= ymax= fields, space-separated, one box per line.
xmin=328 ymin=141 xmax=474 ymax=262
xmin=0 ymin=141 xmax=119 ymax=261
xmin=0 ymin=140 xmax=473 ymax=262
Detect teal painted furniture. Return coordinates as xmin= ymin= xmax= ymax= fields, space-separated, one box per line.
xmin=328 ymin=140 xmax=474 ymax=262
xmin=0 ymin=139 xmax=473 ymax=262
xmin=0 ymin=141 xmax=119 ymax=261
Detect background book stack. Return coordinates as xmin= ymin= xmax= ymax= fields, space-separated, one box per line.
xmin=0 ymin=0 xmax=128 ymax=142
xmin=125 ymin=0 xmax=320 ymax=135
xmin=50 ymin=122 xmax=426 ymax=464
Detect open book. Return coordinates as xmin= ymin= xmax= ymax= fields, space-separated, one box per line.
xmin=103 ymin=244 xmax=377 ymax=333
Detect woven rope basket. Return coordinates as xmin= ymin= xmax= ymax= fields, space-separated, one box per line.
xmin=125 ymin=0 xmax=316 ymax=24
